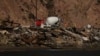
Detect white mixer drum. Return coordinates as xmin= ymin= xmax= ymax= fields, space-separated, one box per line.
xmin=46 ymin=17 xmax=59 ymax=26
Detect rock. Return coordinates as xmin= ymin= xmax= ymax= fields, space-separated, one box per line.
xmin=87 ymin=24 xmax=92 ymax=29
xmin=76 ymin=40 xmax=83 ymax=48
xmin=94 ymin=36 xmax=100 ymax=41
xmin=82 ymin=37 xmax=89 ymax=41
xmin=0 ymin=36 xmax=9 ymax=45
xmin=0 ymin=30 xmax=9 ymax=34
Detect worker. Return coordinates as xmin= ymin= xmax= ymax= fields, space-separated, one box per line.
xmin=35 ymin=19 xmax=44 ymax=28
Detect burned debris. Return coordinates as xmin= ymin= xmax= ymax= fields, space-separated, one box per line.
xmin=0 ymin=17 xmax=100 ymax=49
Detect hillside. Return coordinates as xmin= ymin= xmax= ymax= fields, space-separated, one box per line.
xmin=0 ymin=0 xmax=100 ymax=28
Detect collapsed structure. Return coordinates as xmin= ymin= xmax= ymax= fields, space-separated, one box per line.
xmin=0 ymin=16 xmax=100 ymax=49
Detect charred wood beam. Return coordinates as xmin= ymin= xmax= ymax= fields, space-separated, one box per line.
xmin=60 ymin=27 xmax=88 ymax=41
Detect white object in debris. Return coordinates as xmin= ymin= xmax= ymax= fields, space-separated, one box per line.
xmin=13 ymin=27 xmax=19 ymax=30
xmin=87 ymin=24 xmax=91 ymax=29
xmin=46 ymin=16 xmax=59 ymax=27
xmin=40 ymin=23 xmax=45 ymax=28
xmin=0 ymin=30 xmax=9 ymax=34
xmin=86 ymin=29 xmax=91 ymax=33
xmin=25 ymin=32 xmax=29 ymax=34
xmin=94 ymin=36 xmax=100 ymax=41
xmin=82 ymin=37 xmax=89 ymax=41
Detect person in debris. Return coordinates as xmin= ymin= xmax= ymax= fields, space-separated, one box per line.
xmin=35 ymin=19 xmax=44 ymax=28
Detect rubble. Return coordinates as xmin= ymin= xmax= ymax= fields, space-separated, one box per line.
xmin=0 ymin=21 xmax=100 ymax=49
xmin=94 ymin=36 xmax=100 ymax=41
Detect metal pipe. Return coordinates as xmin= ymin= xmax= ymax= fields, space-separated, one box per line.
xmin=36 ymin=0 xmax=38 ymax=19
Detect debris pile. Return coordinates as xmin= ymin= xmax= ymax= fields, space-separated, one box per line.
xmin=0 ymin=20 xmax=100 ymax=49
